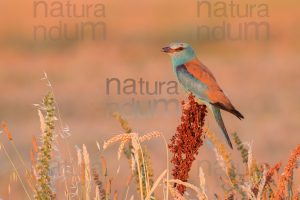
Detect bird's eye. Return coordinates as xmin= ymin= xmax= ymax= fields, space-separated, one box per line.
xmin=174 ymin=47 xmax=185 ymax=51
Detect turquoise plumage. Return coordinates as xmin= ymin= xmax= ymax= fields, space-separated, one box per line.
xmin=162 ymin=42 xmax=244 ymax=148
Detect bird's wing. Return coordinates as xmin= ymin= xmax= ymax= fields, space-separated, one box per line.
xmin=176 ymin=60 xmax=244 ymax=119
xmin=177 ymin=59 xmax=236 ymax=111
xmin=176 ymin=63 xmax=209 ymax=101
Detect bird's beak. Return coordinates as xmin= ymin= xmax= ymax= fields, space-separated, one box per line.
xmin=161 ymin=46 xmax=172 ymax=53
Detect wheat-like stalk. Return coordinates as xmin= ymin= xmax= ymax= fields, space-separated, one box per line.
xmin=256 ymin=165 xmax=268 ymax=200
xmin=118 ymin=139 xmax=130 ymax=160
xmin=103 ymin=131 xmax=161 ymax=199
xmin=130 ymin=133 xmax=146 ymax=200
xmin=35 ymin=92 xmax=56 ymax=200
xmin=240 ymin=184 xmax=256 ymax=199
xmin=92 ymin=169 xmax=105 ymax=200
xmin=246 ymin=142 xmax=254 ymax=173
xmin=232 ymin=132 xmax=248 ymax=164
xmin=81 ymin=155 xmax=85 ymax=200
xmin=112 ymin=113 xmax=132 ymax=133
xmin=95 ymin=187 xmax=101 ymax=200
xmin=4 ymin=81 xmax=300 ymax=200
xmin=83 ymin=144 xmax=91 ymax=200
xmin=139 ymin=131 xmax=162 ymax=143
xmin=103 ymin=133 xmax=131 ymax=150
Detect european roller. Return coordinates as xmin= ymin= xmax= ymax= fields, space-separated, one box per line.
xmin=162 ymin=42 xmax=244 ymax=149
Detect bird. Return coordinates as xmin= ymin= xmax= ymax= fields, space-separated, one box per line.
xmin=162 ymin=42 xmax=244 ymax=149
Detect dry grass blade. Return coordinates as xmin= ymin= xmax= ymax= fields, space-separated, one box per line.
xmin=0 ymin=140 xmax=32 ymax=200
xmin=77 ymin=147 xmax=82 ymax=166
xmin=122 ymin=175 xmax=132 ymax=200
xmin=32 ymin=136 xmax=38 ymax=153
xmin=1 ymin=122 xmax=36 ymax=193
xmin=145 ymin=170 xmax=167 ymax=200
xmin=95 ymin=187 xmax=101 ymax=200
xmin=37 ymin=110 xmax=46 ymax=135
xmin=113 ymin=191 xmax=118 ymax=200
xmin=105 ymin=178 xmax=113 ymax=199
xmin=100 ymin=156 xmax=107 ymax=177
xmin=83 ymin=144 xmax=91 ymax=200
xmin=246 ymin=142 xmax=253 ymax=173
xmin=168 ymin=183 xmax=187 ymax=200
xmin=1 ymin=121 xmax=13 ymax=140
xmin=213 ymin=148 xmax=227 ymax=173
xmin=168 ymin=179 xmax=206 ymax=200
xmin=198 ymin=167 xmax=208 ymax=200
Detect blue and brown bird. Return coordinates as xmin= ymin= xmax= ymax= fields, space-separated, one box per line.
xmin=162 ymin=42 xmax=244 ymax=148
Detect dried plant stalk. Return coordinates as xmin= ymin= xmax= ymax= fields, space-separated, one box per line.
xmin=274 ymin=145 xmax=300 ymax=200
xmin=35 ymin=92 xmax=56 ymax=200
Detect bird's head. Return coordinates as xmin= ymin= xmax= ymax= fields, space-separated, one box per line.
xmin=162 ymin=42 xmax=197 ymax=66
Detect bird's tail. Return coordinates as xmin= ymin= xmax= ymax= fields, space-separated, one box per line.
xmin=230 ymin=108 xmax=244 ymax=120
xmin=211 ymin=106 xmax=233 ymax=149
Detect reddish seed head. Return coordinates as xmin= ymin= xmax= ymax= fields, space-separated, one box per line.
xmin=168 ymin=93 xmax=207 ymax=194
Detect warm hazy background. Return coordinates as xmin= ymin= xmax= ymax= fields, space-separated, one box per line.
xmin=0 ymin=0 xmax=299 ymax=199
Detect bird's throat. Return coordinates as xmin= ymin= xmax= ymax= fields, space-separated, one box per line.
xmin=171 ymin=51 xmax=196 ymax=67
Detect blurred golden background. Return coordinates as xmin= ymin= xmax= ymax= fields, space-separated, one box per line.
xmin=0 ymin=0 xmax=299 ymax=198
